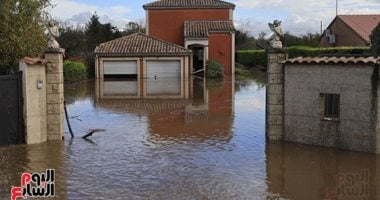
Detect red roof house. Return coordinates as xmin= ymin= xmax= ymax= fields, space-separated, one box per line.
xmin=95 ymin=0 xmax=235 ymax=80
xmin=144 ymin=0 xmax=235 ymax=76
xmin=321 ymin=15 xmax=380 ymax=47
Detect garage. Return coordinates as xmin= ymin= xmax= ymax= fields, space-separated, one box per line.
xmin=95 ymin=33 xmax=191 ymax=79
xmin=146 ymin=60 xmax=181 ymax=78
xmin=103 ymin=60 xmax=137 ymax=78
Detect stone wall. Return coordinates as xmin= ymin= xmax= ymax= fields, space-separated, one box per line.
xmin=19 ymin=49 xmax=65 ymax=144
xmin=266 ymin=49 xmax=287 ymax=140
xmin=45 ymin=51 xmax=65 ymax=141
xmin=284 ymin=64 xmax=377 ymax=153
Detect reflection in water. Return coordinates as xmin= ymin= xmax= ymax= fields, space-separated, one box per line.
xmin=104 ymin=79 xmax=138 ymax=96
xmin=96 ymin=77 xmax=189 ymax=99
xmin=0 ymin=142 xmax=67 ymax=199
xmin=266 ymin=142 xmax=380 ymax=200
xmin=96 ymin=77 xmax=234 ymax=143
xmin=1 ymin=76 xmax=379 ymax=199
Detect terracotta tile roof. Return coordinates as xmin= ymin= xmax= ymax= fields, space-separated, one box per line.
xmin=337 ymin=15 xmax=380 ymax=42
xmin=143 ymin=0 xmax=235 ymax=9
xmin=184 ymin=20 xmax=235 ymax=39
xmin=95 ymin=33 xmax=192 ymax=57
xmin=283 ymin=56 xmax=379 ymax=65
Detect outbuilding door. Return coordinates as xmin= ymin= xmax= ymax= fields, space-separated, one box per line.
xmin=103 ymin=60 xmax=138 ymax=78
xmin=146 ymin=60 xmax=181 ymax=78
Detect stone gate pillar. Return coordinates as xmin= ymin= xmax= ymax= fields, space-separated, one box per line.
xmin=266 ymin=48 xmax=287 ymax=140
xmin=45 ymin=48 xmax=65 ymax=140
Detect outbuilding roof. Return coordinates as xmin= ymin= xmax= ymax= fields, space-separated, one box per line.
xmin=143 ymin=0 xmax=235 ymax=10
xmin=184 ymin=20 xmax=235 ymax=39
xmin=283 ymin=56 xmax=379 ymax=65
xmin=94 ymin=33 xmax=192 ymax=57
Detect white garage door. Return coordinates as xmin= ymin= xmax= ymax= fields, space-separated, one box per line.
xmin=146 ymin=60 xmax=181 ymax=78
xmin=103 ymin=60 xmax=137 ymax=76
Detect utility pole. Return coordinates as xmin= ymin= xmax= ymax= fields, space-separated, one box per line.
xmin=336 ymin=0 xmax=338 ymax=16
xmin=321 ymin=21 xmax=323 ymax=34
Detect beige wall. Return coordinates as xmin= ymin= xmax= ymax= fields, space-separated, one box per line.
xmin=19 ymin=62 xmax=47 ymax=144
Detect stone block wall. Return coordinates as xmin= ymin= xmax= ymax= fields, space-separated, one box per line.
xmin=266 ymin=49 xmax=287 ymax=140
xmin=284 ymin=64 xmax=377 ymax=153
xmin=45 ymin=51 xmax=65 ymax=141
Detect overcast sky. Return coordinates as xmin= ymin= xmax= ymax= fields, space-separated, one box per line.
xmin=49 ymin=0 xmax=380 ymax=36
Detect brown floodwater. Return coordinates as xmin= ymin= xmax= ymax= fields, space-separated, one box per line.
xmin=1 ymin=77 xmax=380 ymax=200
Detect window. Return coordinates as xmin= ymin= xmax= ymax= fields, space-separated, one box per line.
xmin=320 ymin=93 xmax=340 ymax=121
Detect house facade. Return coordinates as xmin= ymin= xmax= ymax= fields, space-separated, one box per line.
xmin=321 ymin=15 xmax=380 ymax=47
xmin=266 ymin=51 xmax=380 ymax=154
xmin=144 ymin=0 xmax=236 ymax=76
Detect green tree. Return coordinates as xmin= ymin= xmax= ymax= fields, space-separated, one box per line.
xmin=57 ymin=25 xmax=86 ymax=58
xmin=84 ymin=13 xmax=122 ymax=77
xmin=235 ymin=30 xmax=257 ymax=50
xmin=85 ymin=14 xmax=103 ymax=52
xmin=371 ymin=22 xmax=380 ymax=55
xmin=0 ymin=0 xmax=50 ymax=74
xmin=84 ymin=13 xmax=122 ymax=52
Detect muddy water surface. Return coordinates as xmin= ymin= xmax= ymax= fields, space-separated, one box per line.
xmin=1 ymin=78 xmax=379 ymax=200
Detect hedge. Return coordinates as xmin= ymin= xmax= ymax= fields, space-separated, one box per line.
xmin=63 ymin=60 xmax=87 ymax=83
xmin=236 ymin=49 xmax=266 ymax=67
xmin=287 ymin=46 xmax=370 ymax=58
xmin=236 ymin=46 xmax=371 ymax=67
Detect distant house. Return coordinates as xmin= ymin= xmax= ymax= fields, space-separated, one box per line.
xmin=321 ymin=15 xmax=380 ymax=47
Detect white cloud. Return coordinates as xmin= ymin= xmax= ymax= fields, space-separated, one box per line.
xmin=233 ymin=0 xmax=380 ymax=36
xmin=49 ymin=0 xmax=131 ymax=29
xmin=48 ymin=0 xmax=380 ymax=35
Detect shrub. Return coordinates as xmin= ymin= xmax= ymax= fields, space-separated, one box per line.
xmin=63 ymin=61 xmax=87 ymax=83
xmin=206 ymin=60 xmax=224 ymax=78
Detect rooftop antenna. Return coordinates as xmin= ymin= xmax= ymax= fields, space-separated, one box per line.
xmin=336 ymin=0 xmax=338 ymax=16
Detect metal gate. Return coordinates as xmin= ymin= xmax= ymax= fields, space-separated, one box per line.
xmin=0 ymin=72 xmax=24 ymax=146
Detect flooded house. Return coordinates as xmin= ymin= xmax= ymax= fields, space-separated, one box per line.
xmin=94 ymin=0 xmax=236 ymax=79
xmin=267 ymin=53 xmax=380 ymax=154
